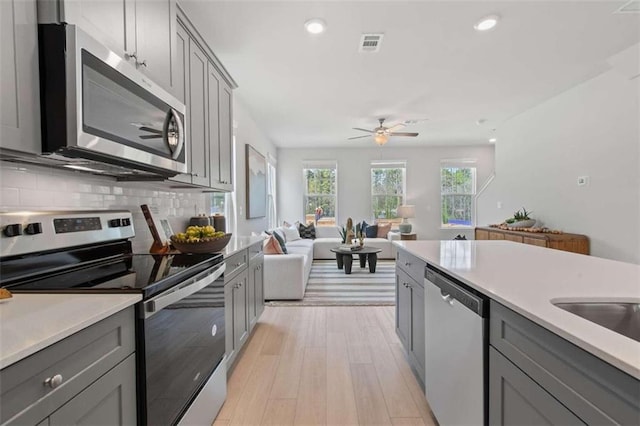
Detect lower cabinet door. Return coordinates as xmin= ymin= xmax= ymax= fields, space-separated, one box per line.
xmin=395 ymin=269 xmax=412 ymax=351
xmin=232 ymin=270 xmax=249 ymax=351
xmin=489 ymin=347 xmax=584 ymax=425
xmin=49 ymin=354 xmax=136 ymax=426
xmin=409 ymin=281 xmax=425 ymax=382
xmin=255 ymin=262 xmax=264 ymax=321
xmin=224 ymin=282 xmax=235 ymax=364
xmin=248 ymin=258 xmax=264 ymax=331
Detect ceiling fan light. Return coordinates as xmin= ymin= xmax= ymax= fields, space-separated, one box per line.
xmin=374 ymin=133 xmax=388 ymax=145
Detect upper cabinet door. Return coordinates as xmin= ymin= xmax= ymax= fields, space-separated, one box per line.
xmin=219 ymin=81 xmax=234 ymax=188
xmin=0 ymin=0 xmax=41 ymax=154
xmin=208 ymin=61 xmax=221 ymax=186
xmin=134 ymin=0 xmax=176 ymax=93
xmin=188 ymin=39 xmax=210 ymax=187
xmin=58 ymin=0 xmax=135 ymax=59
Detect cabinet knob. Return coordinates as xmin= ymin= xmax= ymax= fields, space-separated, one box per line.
xmin=405 ymin=261 xmax=411 ymax=266
xmin=257 ymin=265 xmax=262 ymax=270
xmin=125 ymin=52 xmax=138 ymax=61
xmin=44 ymin=374 xmax=63 ymax=388
xmin=235 ymin=262 xmax=242 ymax=267
xmin=139 ymin=60 xmax=148 ymax=68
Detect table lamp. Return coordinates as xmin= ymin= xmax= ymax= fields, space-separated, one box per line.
xmin=397 ymin=205 xmax=415 ymax=233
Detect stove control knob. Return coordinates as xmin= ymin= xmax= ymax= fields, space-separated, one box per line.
xmin=25 ymin=222 xmax=43 ymax=235
xmin=121 ymin=218 xmax=131 ymax=227
xmin=108 ymin=219 xmax=122 ymax=228
xmin=3 ymin=224 xmax=22 ymax=237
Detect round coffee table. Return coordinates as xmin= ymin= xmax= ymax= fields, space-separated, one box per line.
xmin=329 ymin=246 xmax=383 ymax=274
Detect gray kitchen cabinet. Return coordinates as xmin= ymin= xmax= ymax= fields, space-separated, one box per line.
xmin=218 ymin=80 xmax=234 ymax=190
xmin=187 ymin=38 xmax=210 ymax=187
xmin=39 ymin=0 xmax=177 ymax=95
xmin=395 ymin=248 xmax=427 ymax=388
xmin=223 ymin=243 xmax=264 ymax=371
xmin=489 ymin=347 xmax=583 ymax=425
xmin=248 ymin=246 xmax=265 ymax=332
xmin=0 ymin=0 xmax=41 ymax=155
xmin=490 ymin=301 xmax=640 ymax=425
xmin=49 ymin=354 xmax=136 ymax=426
xmin=232 ymin=270 xmax=249 ymax=351
xmin=171 ymin=6 xmax=237 ymax=191
xmin=0 ymin=307 xmax=136 ymax=425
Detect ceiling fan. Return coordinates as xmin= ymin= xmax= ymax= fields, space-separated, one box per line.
xmin=349 ymin=118 xmax=419 ymax=146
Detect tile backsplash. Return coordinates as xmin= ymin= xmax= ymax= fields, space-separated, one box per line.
xmin=0 ymin=162 xmax=211 ymax=252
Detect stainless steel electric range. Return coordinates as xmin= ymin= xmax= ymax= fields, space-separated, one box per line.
xmin=0 ymin=210 xmax=227 ymax=425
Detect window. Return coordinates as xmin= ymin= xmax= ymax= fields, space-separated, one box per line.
xmin=303 ymin=161 xmax=337 ymax=226
xmin=267 ymin=156 xmax=277 ymax=229
xmin=371 ymin=161 xmax=406 ymax=224
xmin=441 ymin=162 xmax=476 ymax=227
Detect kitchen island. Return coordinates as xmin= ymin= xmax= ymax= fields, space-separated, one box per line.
xmin=394 ymin=240 xmax=639 ymax=425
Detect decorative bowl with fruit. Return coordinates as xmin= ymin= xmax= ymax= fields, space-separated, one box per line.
xmin=170 ymin=225 xmax=232 ymax=253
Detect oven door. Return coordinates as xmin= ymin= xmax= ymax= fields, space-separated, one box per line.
xmin=139 ymin=263 xmax=225 ymax=425
xmin=39 ymin=24 xmax=187 ymax=176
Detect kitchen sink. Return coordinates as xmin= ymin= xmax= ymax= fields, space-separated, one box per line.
xmin=553 ymin=302 xmax=640 ymax=343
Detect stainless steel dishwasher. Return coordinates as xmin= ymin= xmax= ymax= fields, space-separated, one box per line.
xmin=424 ymin=264 xmax=489 ymax=426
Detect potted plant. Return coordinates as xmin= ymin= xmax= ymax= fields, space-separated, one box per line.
xmin=505 ymin=208 xmax=536 ymax=228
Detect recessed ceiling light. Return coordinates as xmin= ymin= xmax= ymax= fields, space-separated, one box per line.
xmin=304 ymin=18 xmax=326 ymax=34
xmin=474 ymin=15 xmax=500 ymax=31
xmin=489 ymin=138 xmax=497 ymax=143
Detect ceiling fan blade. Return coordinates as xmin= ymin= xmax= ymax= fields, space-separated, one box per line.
xmin=139 ymin=126 xmax=163 ymax=134
xmin=386 ymin=123 xmax=406 ymax=132
xmin=352 ymin=127 xmax=374 ymax=133
xmin=139 ymin=134 xmax=163 ymax=139
xmin=389 ymin=132 xmax=419 ymax=137
xmin=348 ymin=135 xmax=372 ymax=140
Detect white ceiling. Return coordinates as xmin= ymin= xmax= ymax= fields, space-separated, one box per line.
xmin=180 ymin=1 xmax=640 ymax=148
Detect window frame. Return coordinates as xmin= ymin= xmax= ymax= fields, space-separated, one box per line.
xmin=370 ymin=161 xmax=407 ymax=225
xmin=302 ymin=161 xmax=338 ymax=227
xmin=440 ymin=161 xmax=477 ymax=229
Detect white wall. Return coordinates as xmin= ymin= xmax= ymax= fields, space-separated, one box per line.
xmin=278 ymin=145 xmax=495 ymax=240
xmin=477 ymin=47 xmax=640 ymax=264
xmin=233 ymin=99 xmax=278 ymax=236
xmin=0 ymin=162 xmax=210 ymax=252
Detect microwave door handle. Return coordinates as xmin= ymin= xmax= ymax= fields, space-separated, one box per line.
xmin=144 ymin=263 xmax=225 ymax=319
xmin=164 ymin=108 xmax=185 ymax=160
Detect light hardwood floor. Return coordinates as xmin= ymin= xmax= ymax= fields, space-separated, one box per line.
xmin=214 ymin=306 xmax=437 ymax=426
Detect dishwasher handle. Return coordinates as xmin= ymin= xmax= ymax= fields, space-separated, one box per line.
xmin=425 ymin=265 xmax=487 ymax=317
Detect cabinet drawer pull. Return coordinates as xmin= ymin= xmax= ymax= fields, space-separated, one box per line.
xmin=44 ymin=374 xmax=63 ymax=389
xmin=257 ymin=265 xmax=262 ymax=270
xmin=405 ymin=261 xmax=411 ymax=266
xmin=125 ymin=52 xmax=137 ymax=61
xmin=234 ymin=262 xmax=242 ymax=267
xmin=139 ymin=59 xmax=148 ymax=67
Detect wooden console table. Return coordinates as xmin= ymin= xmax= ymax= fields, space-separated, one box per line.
xmin=475 ymin=227 xmax=589 ymax=255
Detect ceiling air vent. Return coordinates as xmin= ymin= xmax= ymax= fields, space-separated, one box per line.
xmin=615 ymin=0 xmax=640 ymax=13
xmin=359 ymin=33 xmax=384 ymax=53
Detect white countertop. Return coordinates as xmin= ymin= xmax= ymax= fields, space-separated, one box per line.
xmin=219 ymin=236 xmax=263 ymax=258
xmin=0 ymin=293 xmax=141 ymax=369
xmin=394 ymin=240 xmax=640 ymax=379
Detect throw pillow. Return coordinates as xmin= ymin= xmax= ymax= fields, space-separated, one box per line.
xmin=365 ymin=224 xmax=378 ymax=238
xmin=263 ymin=235 xmax=284 ymax=254
xmin=298 ymin=222 xmax=316 ymax=239
xmin=377 ymin=222 xmax=391 ymax=238
xmin=271 ymin=231 xmax=288 ymax=254
xmin=282 ymin=225 xmax=301 ymax=242
xmin=360 ymin=220 xmax=369 ymax=235
xmin=272 ymin=227 xmax=287 ymax=243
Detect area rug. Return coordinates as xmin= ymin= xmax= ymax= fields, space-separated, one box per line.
xmin=265 ymin=259 xmax=396 ymax=306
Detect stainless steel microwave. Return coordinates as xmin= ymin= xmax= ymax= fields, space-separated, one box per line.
xmin=38 ymin=24 xmax=187 ymax=178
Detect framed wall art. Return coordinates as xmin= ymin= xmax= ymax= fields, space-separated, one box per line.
xmin=245 ymin=144 xmax=267 ymax=219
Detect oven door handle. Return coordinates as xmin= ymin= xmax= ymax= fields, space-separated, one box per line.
xmin=144 ymin=263 xmax=226 ymax=319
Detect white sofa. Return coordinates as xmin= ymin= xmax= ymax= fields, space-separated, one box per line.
xmin=263 ymin=226 xmax=398 ymax=300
